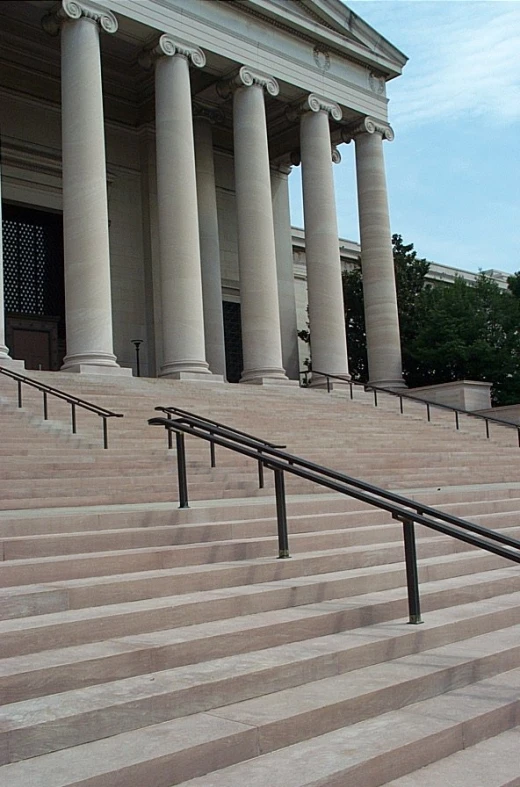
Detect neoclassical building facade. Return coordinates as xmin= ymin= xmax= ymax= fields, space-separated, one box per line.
xmin=0 ymin=0 xmax=407 ymax=387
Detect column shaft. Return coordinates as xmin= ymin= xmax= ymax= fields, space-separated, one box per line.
xmin=155 ymin=54 xmax=209 ymax=377
xmin=354 ymin=128 xmax=404 ymax=387
xmin=60 ymin=16 xmax=119 ymax=371
xmin=271 ymin=167 xmax=299 ymax=379
xmin=233 ymin=83 xmax=286 ymax=382
xmin=300 ymin=108 xmax=349 ymax=382
xmin=194 ymin=118 xmax=226 ymax=378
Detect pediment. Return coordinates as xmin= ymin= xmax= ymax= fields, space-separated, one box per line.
xmin=236 ymin=0 xmax=407 ymax=77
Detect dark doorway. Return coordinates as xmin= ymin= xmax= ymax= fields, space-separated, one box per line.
xmin=223 ymin=301 xmax=243 ymax=383
xmin=2 ymin=204 xmax=65 ymax=369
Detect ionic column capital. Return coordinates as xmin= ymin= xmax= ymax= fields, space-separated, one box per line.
xmin=139 ymin=35 xmax=206 ymax=70
xmin=331 ymin=146 xmax=341 ymax=164
xmin=42 ymin=0 xmax=118 ymax=36
xmin=217 ymin=66 xmax=279 ymax=100
xmin=341 ymin=116 xmax=394 ymax=143
xmin=192 ymin=104 xmax=225 ymax=126
xmin=287 ymin=93 xmax=342 ymax=123
xmin=288 ymin=145 xmax=340 ymax=166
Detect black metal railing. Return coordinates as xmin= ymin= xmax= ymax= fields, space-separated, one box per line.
xmin=0 ymin=366 xmax=123 ymax=448
xmin=149 ymin=410 xmax=520 ymax=625
xmin=302 ymin=369 xmax=520 ymax=447
xmin=155 ymin=406 xmax=286 ymax=490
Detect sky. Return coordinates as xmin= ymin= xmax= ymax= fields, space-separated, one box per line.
xmin=288 ymin=0 xmax=520 ymax=275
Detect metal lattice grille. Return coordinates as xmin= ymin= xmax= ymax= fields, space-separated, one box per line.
xmin=2 ymin=204 xmax=64 ymax=319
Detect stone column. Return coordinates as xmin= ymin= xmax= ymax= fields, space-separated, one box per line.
xmin=141 ymin=36 xmax=210 ymax=378
xmin=193 ymin=109 xmax=226 ymax=378
xmin=299 ymin=94 xmax=349 ymax=386
xmin=271 ymin=164 xmax=299 ymax=379
xmin=0 ymin=160 xmax=24 ymax=370
xmin=222 ymin=67 xmax=287 ymax=384
xmin=347 ymin=117 xmax=404 ymax=388
xmin=43 ymin=0 xmax=126 ymax=375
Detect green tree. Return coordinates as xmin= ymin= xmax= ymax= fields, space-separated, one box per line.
xmin=342 ymin=234 xmax=431 ymax=384
xmin=408 ymin=274 xmax=520 ymax=405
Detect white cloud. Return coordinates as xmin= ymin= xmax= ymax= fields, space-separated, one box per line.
xmin=348 ymin=1 xmax=520 ymax=129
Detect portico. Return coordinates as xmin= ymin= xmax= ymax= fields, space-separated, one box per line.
xmin=0 ymin=0 xmax=407 ymax=387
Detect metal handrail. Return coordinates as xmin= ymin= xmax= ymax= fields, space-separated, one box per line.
xmin=0 ymin=365 xmax=123 ymax=448
xmin=149 ymin=411 xmax=520 ymax=625
xmin=305 ymin=368 xmax=520 ymax=447
xmin=155 ymin=405 xmax=286 ymax=489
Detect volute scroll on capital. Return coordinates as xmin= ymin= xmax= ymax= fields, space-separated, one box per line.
xmin=139 ymin=35 xmax=206 ymax=70
xmin=42 ymin=0 xmax=118 ymax=36
xmin=341 ymin=116 xmax=394 ymax=143
xmin=217 ymin=66 xmax=279 ymax=100
xmin=286 ymin=94 xmax=342 ymax=124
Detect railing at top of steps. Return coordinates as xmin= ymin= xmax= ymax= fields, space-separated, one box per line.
xmin=0 ymin=365 xmax=123 ymax=448
xmin=155 ymin=405 xmax=286 ymax=490
xmin=301 ymin=369 xmax=520 ymax=447
xmin=149 ymin=409 xmax=520 ymax=626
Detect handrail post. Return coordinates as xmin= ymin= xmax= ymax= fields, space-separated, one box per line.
xmin=455 ymin=411 xmax=459 ymax=430
xmin=167 ymin=412 xmax=173 ymax=450
xmin=71 ymin=403 xmax=77 ymax=434
xmin=399 ymin=395 xmax=403 ymax=415
xmin=176 ymin=432 xmax=189 ymax=508
xmin=349 ymin=382 xmax=353 ymax=400
xmin=17 ymin=380 xmax=22 ymax=408
xmin=43 ymin=391 xmax=48 ymax=420
xmin=102 ymin=417 xmax=108 ymax=449
xmin=517 ymin=427 xmax=520 ymax=448
xmin=210 ymin=436 xmax=216 ymax=468
xmin=426 ymin=402 xmax=430 ymax=422
xmin=374 ymin=389 xmax=378 ymax=407
xmin=326 ymin=375 xmax=331 ymax=393
xmin=402 ymin=517 xmax=423 ymax=624
xmin=485 ymin=419 xmax=490 ymax=439
xmin=274 ymin=467 xmax=290 ymax=558
xmin=258 ymin=450 xmax=264 ymax=489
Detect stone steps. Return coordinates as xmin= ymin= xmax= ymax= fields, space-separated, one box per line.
xmin=1 ymin=373 xmax=519 ymax=784
xmin=1 ymin=644 xmax=519 ymax=785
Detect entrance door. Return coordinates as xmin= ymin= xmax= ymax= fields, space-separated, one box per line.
xmin=223 ymin=301 xmax=243 ymax=383
xmin=2 ymin=204 xmax=65 ymax=369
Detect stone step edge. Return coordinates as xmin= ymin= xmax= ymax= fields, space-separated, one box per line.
xmin=2 ymin=599 xmax=520 ymax=763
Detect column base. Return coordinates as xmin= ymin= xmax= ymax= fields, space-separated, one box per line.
xmin=61 ymin=351 xmax=122 ymax=371
xmin=309 ymin=372 xmax=351 ymax=390
xmin=368 ymin=378 xmax=407 ymax=391
xmin=240 ymin=374 xmax=296 ymax=386
xmin=159 ymin=359 xmax=211 ymax=378
xmin=160 ymin=371 xmax=224 ymax=383
xmin=0 ymin=355 xmax=26 ymax=371
xmin=60 ymin=364 xmax=133 ymax=377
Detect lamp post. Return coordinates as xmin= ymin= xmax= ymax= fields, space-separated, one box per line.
xmin=131 ymin=339 xmax=143 ymax=377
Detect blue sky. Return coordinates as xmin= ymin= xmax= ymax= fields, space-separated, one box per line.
xmin=288 ymin=0 xmax=520 ymax=275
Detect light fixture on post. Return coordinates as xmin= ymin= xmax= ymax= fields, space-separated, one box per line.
xmin=131 ymin=339 xmax=143 ymax=377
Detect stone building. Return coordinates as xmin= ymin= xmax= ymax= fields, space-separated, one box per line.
xmin=0 ymin=0 xmax=407 ymax=387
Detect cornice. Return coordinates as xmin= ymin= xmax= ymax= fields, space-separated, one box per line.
xmin=223 ymin=0 xmax=402 ymax=78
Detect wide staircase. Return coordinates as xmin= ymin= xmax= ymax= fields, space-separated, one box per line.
xmin=0 ymin=371 xmax=519 ymax=786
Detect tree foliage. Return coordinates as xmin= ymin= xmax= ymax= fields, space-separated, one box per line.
xmin=341 ymin=235 xmax=520 ymax=405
